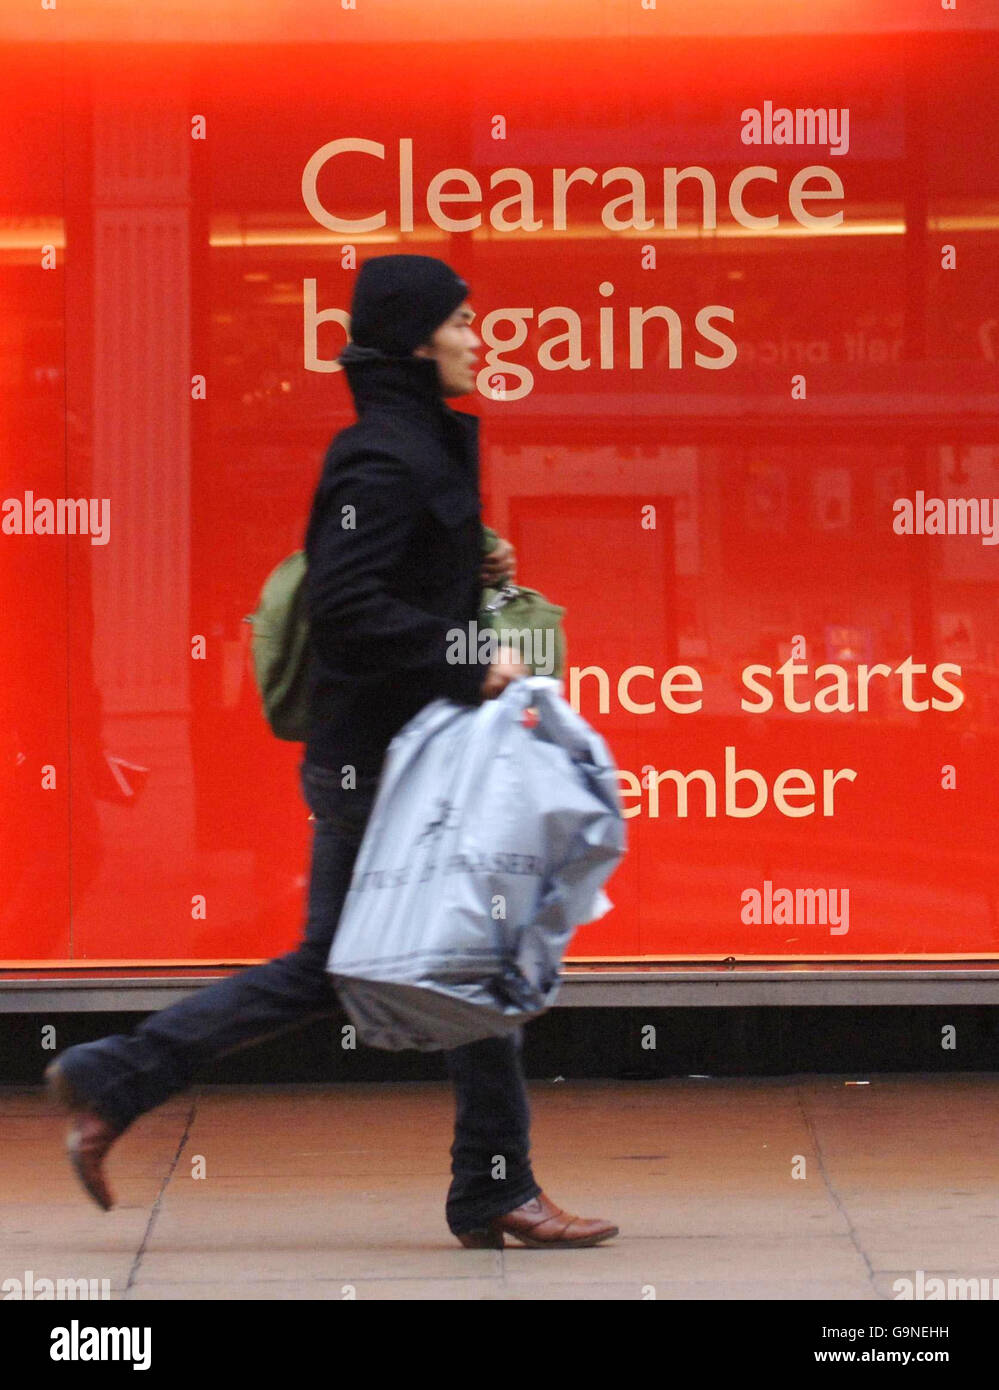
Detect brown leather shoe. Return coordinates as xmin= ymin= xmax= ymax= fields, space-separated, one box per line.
xmin=45 ymin=1060 xmax=121 ymax=1212
xmin=456 ymin=1191 xmax=619 ymax=1249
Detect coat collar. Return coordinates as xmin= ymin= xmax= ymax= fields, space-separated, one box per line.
xmin=341 ymin=351 xmax=479 ymax=456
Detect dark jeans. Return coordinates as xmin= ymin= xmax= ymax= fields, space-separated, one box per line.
xmin=55 ymin=759 xmax=542 ymax=1234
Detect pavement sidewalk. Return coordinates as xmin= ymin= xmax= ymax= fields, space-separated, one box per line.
xmin=3 ymin=1074 xmax=997 ymax=1301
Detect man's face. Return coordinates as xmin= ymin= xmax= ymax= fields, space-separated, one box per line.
xmin=413 ymin=301 xmax=480 ymax=396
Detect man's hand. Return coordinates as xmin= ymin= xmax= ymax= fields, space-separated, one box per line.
xmin=481 ymin=645 xmax=531 ymax=699
xmin=480 ymin=536 xmax=516 ymax=588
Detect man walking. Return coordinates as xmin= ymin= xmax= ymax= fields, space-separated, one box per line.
xmin=47 ymin=254 xmax=618 ymax=1251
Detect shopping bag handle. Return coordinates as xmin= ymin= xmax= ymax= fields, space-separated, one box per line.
xmin=497 ymin=675 xmax=589 ymax=757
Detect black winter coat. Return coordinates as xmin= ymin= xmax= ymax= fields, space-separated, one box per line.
xmin=303 ymin=353 xmax=488 ymax=776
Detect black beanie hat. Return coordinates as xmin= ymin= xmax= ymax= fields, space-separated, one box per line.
xmin=342 ymin=254 xmax=469 ymax=358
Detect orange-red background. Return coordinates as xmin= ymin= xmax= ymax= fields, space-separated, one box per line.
xmin=1 ymin=5 xmax=997 ymax=963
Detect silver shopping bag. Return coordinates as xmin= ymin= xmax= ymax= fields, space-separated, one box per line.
xmin=327 ymin=676 xmax=626 ymax=1050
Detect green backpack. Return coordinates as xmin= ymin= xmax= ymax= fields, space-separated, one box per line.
xmin=244 ymin=550 xmax=311 ymax=742
xmin=244 ymin=525 xmax=567 ymax=742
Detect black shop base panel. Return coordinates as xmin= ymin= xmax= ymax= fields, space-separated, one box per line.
xmin=2 ymin=960 xmax=999 ymax=1083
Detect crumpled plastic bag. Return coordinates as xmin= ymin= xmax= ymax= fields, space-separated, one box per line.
xmin=327 ymin=675 xmax=626 ymax=1050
